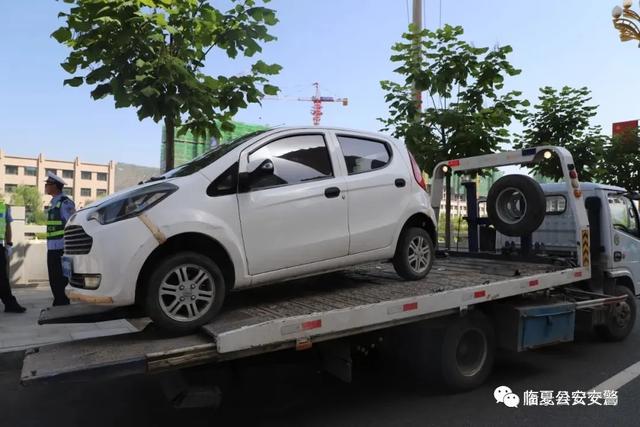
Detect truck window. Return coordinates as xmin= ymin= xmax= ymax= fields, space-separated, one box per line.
xmin=608 ymin=194 xmax=639 ymax=236
xmin=545 ymin=195 xmax=566 ymax=214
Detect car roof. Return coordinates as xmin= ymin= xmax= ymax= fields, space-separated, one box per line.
xmin=260 ymin=126 xmax=394 ymax=141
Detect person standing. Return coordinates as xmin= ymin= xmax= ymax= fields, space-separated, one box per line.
xmin=0 ymin=200 xmax=26 ymax=313
xmin=45 ymin=172 xmax=75 ymax=306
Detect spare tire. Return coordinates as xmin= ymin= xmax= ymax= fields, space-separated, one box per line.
xmin=487 ymin=175 xmax=545 ymax=236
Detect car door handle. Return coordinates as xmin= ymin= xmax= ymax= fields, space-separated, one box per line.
xmin=324 ymin=187 xmax=341 ymax=198
xmin=395 ymin=178 xmax=406 ymax=188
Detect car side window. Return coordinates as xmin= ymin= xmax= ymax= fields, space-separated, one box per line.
xmin=247 ymin=134 xmax=333 ymax=190
xmin=337 ymin=135 xmax=391 ymax=175
xmin=608 ymin=194 xmax=640 ymax=236
xmin=207 ymin=162 xmax=238 ymax=197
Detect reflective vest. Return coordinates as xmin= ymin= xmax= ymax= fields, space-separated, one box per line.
xmin=0 ymin=201 xmax=6 ymax=238
xmin=47 ymin=196 xmax=70 ymax=240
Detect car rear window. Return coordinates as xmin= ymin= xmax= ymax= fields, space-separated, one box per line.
xmin=337 ymin=136 xmax=391 ymax=175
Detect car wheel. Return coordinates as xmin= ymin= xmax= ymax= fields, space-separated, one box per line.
xmin=393 ymin=227 xmax=434 ymax=280
xmin=595 ymin=284 xmax=637 ymax=342
xmin=145 ymin=252 xmax=226 ymax=333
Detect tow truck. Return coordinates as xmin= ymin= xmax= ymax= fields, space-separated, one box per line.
xmin=19 ymin=146 xmax=637 ymax=408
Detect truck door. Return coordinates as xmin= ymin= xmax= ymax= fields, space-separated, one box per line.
xmin=607 ymin=193 xmax=640 ymax=293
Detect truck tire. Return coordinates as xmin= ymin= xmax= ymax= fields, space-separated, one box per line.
xmin=145 ymin=252 xmax=226 ymax=333
xmin=595 ymin=284 xmax=637 ymax=342
xmin=487 ymin=175 xmax=546 ymax=236
xmin=439 ymin=312 xmax=495 ymax=391
xmin=393 ymin=227 xmax=434 ymax=280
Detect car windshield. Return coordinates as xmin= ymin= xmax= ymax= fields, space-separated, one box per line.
xmin=163 ymin=129 xmax=269 ymax=178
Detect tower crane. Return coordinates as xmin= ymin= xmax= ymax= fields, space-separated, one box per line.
xmin=263 ymin=82 xmax=348 ymax=126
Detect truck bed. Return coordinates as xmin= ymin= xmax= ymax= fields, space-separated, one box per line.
xmin=22 ymin=256 xmax=581 ymax=385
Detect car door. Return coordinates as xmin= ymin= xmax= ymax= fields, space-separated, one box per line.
xmin=237 ymin=131 xmax=349 ymax=275
xmin=335 ymin=133 xmax=411 ymax=254
xmin=608 ymin=193 xmax=640 ymax=287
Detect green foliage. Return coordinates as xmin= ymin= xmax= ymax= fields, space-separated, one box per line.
xmin=437 ymin=214 xmax=468 ymax=244
xmin=514 ymin=86 xmax=608 ymax=182
xmin=379 ymin=24 xmax=529 ymax=175
xmin=10 ymin=186 xmax=45 ymax=224
xmin=33 ymin=210 xmax=48 ymax=225
xmin=598 ymin=133 xmax=640 ymax=190
xmin=53 ymin=0 xmax=282 ymax=169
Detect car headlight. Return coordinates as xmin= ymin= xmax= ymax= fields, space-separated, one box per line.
xmin=87 ymin=182 xmax=178 ymax=225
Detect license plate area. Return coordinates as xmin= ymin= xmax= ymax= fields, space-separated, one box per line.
xmin=62 ymin=256 xmax=73 ymax=279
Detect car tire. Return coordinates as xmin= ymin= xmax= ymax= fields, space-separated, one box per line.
xmin=439 ymin=312 xmax=495 ymax=391
xmin=486 ymin=175 xmax=546 ymax=236
xmin=145 ymin=252 xmax=226 ymax=334
xmin=595 ymin=284 xmax=637 ymax=342
xmin=393 ymin=227 xmax=434 ymax=280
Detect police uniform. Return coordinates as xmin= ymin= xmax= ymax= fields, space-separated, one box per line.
xmin=0 ymin=202 xmax=26 ymax=312
xmin=45 ymin=172 xmax=76 ymax=306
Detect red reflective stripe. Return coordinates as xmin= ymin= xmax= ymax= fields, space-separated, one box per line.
xmin=575 ymin=271 xmax=583 ymax=278
xmin=474 ymin=290 xmax=486 ymax=298
xmin=302 ymin=320 xmax=321 ymax=330
xmin=529 ymin=279 xmax=539 ymax=287
xmin=403 ymin=302 xmax=418 ymax=311
xmin=448 ymin=160 xmax=460 ymax=167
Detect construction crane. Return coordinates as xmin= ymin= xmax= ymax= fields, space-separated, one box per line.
xmin=263 ymin=82 xmax=348 ymax=126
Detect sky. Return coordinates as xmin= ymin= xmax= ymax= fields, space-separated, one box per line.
xmin=1 ymin=0 xmax=639 ymax=168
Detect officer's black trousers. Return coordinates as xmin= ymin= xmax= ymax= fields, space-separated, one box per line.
xmin=47 ymin=249 xmax=69 ymax=306
xmin=0 ymin=244 xmax=18 ymax=306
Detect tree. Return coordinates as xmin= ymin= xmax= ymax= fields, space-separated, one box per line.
xmin=599 ymin=132 xmax=640 ymax=190
xmin=53 ymin=0 xmax=282 ymax=170
xmin=514 ymin=86 xmax=608 ymax=182
xmin=10 ymin=186 xmax=45 ymax=224
xmin=379 ymin=24 xmax=529 ymax=175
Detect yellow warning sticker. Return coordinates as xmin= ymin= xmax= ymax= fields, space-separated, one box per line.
xmin=581 ymin=229 xmax=590 ymax=267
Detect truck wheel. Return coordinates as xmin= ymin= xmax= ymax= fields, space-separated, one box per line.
xmin=595 ymin=285 xmax=637 ymax=342
xmin=145 ymin=252 xmax=226 ymax=333
xmin=487 ymin=175 xmax=545 ymax=236
xmin=393 ymin=227 xmax=434 ymax=280
xmin=440 ymin=312 xmax=495 ymax=391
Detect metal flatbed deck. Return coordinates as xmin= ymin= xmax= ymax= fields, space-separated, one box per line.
xmin=21 ymin=256 xmax=580 ymax=386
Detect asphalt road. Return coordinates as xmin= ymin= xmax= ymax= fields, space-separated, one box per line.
xmin=2 ymin=319 xmax=640 ymax=427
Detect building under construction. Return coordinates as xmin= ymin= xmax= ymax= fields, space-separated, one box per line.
xmin=160 ymin=121 xmax=267 ymax=170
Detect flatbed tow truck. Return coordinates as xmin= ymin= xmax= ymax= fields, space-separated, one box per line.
xmin=19 ymin=146 xmax=636 ymax=407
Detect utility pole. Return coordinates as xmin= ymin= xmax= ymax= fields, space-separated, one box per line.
xmin=412 ymin=0 xmax=422 ymax=109
xmin=413 ymin=0 xmax=450 ymax=249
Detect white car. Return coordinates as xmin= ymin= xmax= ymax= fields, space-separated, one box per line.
xmin=63 ymin=127 xmax=437 ymax=332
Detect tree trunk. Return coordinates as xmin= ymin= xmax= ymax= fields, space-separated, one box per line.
xmin=164 ymin=116 xmax=175 ymax=172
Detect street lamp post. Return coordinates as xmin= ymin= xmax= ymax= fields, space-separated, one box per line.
xmin=612 ymin=0 xmax=640 ymax=45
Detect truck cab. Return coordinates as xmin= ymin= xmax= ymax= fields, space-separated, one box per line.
xmin=496 ymin=182 xmax=640 ymax=296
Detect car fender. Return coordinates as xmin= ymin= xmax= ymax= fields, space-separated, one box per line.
xmin=143 ymin=208 xmax=250 ymax=288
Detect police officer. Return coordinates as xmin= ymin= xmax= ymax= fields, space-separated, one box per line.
xmin=0 ymin=199 xmax=26 ymax=313
xmin=45 ymin=172 xmax=75 ymax=306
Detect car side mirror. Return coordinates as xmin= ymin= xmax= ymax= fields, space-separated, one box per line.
xmin=259 ymin=159 xmax=274 ymax=174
